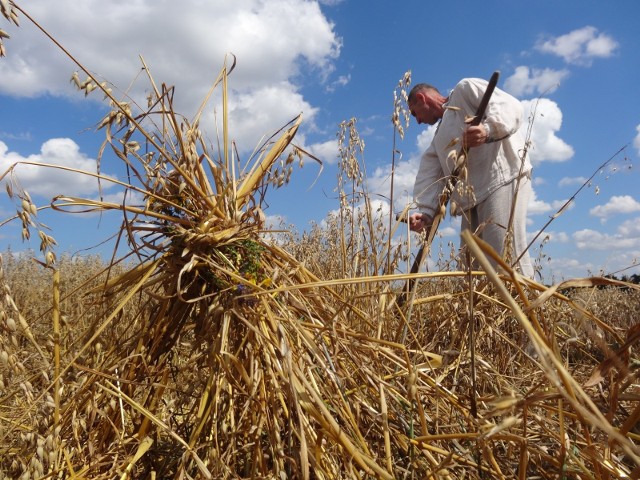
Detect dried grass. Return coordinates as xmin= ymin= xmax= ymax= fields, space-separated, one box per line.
xmin=1 ymin=4 xmax=640 ymax=479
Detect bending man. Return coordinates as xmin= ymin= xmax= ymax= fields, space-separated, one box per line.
xmin=407 ymin=78 xmax=534 ymax=278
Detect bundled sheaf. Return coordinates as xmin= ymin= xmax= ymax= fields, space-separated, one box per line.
xmin=0 ymin=55 xmax=444 ymax=478
xmin=49 ymin=60 xmax=405 ymax=478
xmin=2 ymin=4 xmax=640 ymax=479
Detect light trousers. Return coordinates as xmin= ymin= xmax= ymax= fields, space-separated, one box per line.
xmin=460 ymin=173 xmax=534 ymax=278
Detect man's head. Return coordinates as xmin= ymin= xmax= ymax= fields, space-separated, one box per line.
xmin=407 ymin=83 xmax=447 ymax=126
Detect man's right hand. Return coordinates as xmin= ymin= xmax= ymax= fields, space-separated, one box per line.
xmin=409 ymin=212 xmax=433 ymax=233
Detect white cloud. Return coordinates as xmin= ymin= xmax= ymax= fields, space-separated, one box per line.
xmin=438 ymin=225 xmax=458 ymax=238
xmin=545 ymin=255 xmax=601 ymax=281
xmin=366 ymin=125 xmax=439 ymax=212
xmin=552 ymin=257 xmax=584 ymax=269
xmin=0 ymin=0 xmax=342 ymax=154
xmin=532 ymin=176 xmax=546 ymax=186
xmin=530 ymin=230 xmax=570 ymax=246
xmin=528 ymin=188 xmax=553 ymax=215
xmin=368 ymin=154 xmax=419 ymax=212
xmin=527 ymin=187 xmax=572 ymax=216
xmin=326 ymin=74 xmax=351 ymax=93
xmin=264 ymin=213 xmax=290 ymax=232
xmin=590 ymin=195 xmax=640 ymax=220
xmin=0 ymin=139 xmax=117 ymax=198
xmin=607 ymin=251 xmax=640 ymax=276
xmin=504 ymin=66 xmax=569 ymax=97
xmin=618 ymin=217 xmax=640 ymax=237
xmin=0 ymin=131 xmax=33 ymax=142
xmin=322 ymin=198 xmax=392 ymax=230
xmin=573 ymin=228 xmax=640 ymax=251
xmin=634 ymin=124 xmax=640 ymax=156
xmin=306 ymin=139 xmax=339 ymax=165
xmin=416 ymin=126 xmax=437 ymax=152
xmin=520 ymin=98 xmax=574 ymax=164
xmin=549 ymin=231 xmax=570 ymax=243
xmin=228 ymin=84 xmax=316 ymax=155
xmin=535 ymin=26 xmax=619 ymax=66
xmin=558 ymin=176 xmax=587 ymax=187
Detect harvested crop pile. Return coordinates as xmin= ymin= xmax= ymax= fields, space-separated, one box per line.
xmin=1 ymin=3 xmax=640 ymax=478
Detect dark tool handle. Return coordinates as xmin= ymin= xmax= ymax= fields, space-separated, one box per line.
xmin=469 ymin=70 xmax=500 ymax=127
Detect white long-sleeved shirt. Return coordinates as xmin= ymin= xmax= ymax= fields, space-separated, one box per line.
xmin=413 ymin=78 xmax=531 ymax=217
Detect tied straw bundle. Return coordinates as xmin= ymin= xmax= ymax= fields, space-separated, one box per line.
xmin=3 ymin=3 xmax=640 ymax=478
xmin=0 ymin=35 xmax=443 ymax=476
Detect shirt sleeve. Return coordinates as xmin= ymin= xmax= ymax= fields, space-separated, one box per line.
xmin=413 ymin=145 xmax=445 ymax=217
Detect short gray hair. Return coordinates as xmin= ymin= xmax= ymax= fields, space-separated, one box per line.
xmin=407 ymin=83 xmax=440 ymax=103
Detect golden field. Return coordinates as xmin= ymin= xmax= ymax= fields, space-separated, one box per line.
xmin=2 ymin=3 xmax=640 ymax=478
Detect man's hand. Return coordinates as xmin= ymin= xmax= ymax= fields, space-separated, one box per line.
xmin=409 ymin=212 xmax=433 ymax=233
xmin=463 ymin=124 xmax=489 ymax=148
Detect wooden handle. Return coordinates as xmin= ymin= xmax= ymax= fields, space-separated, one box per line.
xmin=469 ymin=70 xmax=500 ymax=126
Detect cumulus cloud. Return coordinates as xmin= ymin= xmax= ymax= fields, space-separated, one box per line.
xmin=532 ymin=176 xmax=546 ymax=186
xmin=528 ymin=188 xmax=553 ymax=216
xmin=416 ymin=126 xmax=437 ymax=152
xmin=520 ymin=98 xmax=574 ymax=164
xmin=265 ymin=213 xmax=288 ymax=228
xmin=527 ymin=187 xmax=572 ymax=216
xmin=530 ymin=230 xmax=570 ymax=247
xmin=306 ymin=139 xmax=340 ymax=165
xmin=321 ymin=198 xmax=392 ymax=230
xmin=618 ymin=217 xmax=640 ymax=238
xmin=545 ymin=255 xmax=602 ymax=281
xmin=558 ymin=176 xmax=587 ymax=187
xmin=326 ymin=74 xmax=351 ymax=93
xmin=368 ymin=154 xmax=419 ymax=212
xmin=0 ymin=139 xmax=116 ymax=198
xmin=0 ymin=0 xmax=343 ymax=154
xmin=438 ymin=225 xmax=458 ymax=238
xmin=535 ymin=26 xmax=619 ymax=66
xmin=504 ymin=66 xmax=569 ymax=97
xmin=548 ymin=231 xmax=570 ymax=243
xmin=366 ymin=124 xmax=440 ymax=212
xmin=228 ymin=84 xmax=316 ymax=154
xmin=573 ymin=228 xmax=640 ymax=251
xmin=0 ymin=131 xmax=33 ymax=142
xmin=590 ymin=195 xmax=640 ymax=220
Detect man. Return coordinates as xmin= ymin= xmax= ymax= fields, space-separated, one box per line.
xmin=407 ymin=78 xmax=534 ymax=278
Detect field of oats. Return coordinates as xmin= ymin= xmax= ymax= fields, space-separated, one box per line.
xmin=2 ymin=3 xmax=640 ymax=479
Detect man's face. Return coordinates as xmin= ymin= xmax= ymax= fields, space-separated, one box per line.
xmin=409 ymin=91 xmax=439 ymax=126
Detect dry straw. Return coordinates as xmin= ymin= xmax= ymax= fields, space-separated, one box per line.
xmin=2 ymin=3 xmax=640 ymax=479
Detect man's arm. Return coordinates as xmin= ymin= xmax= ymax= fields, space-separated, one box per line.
xmin=413 ymin=147 xmax=444 ymax=218
xmin=458 ymin=79 xmax=524 ymax=143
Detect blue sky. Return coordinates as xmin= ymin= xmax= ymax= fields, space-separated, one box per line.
xmin=1 ymin=0 xmax=639 ymax=282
